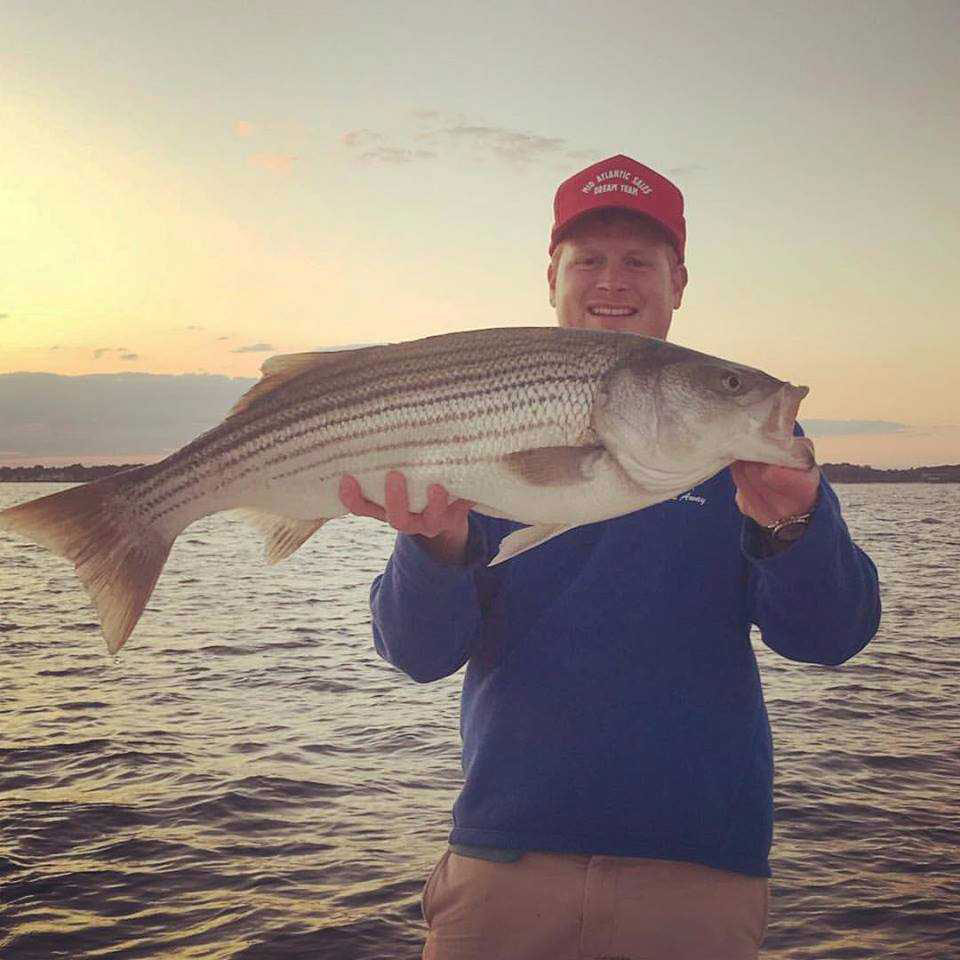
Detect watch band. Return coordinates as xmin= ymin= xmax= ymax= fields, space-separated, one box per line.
xmin=763 ymin=512 xmax=813 ymax=542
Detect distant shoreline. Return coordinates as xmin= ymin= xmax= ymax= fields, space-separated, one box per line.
xmin=2 ymin=462 xmax=959 ymax=484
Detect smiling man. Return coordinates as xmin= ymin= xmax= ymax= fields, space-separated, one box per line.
xmin=340 ymin=155 xmax=880 ymax=959
xmin=547 ymin=161 xmax=687 ymax=340
xmin=549 ymin=211 xmax=683 ymax=336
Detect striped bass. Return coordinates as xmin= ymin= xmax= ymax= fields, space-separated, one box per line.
xmin=0 ymin=326 xmax=814 ymax=653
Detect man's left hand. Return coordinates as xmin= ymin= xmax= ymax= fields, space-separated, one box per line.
xmin=730 ymin=460 xmax=821 ymax=527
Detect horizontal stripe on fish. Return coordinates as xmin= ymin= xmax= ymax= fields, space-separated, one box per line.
xmin=266 ymin=419 xmax=576 ymax=485
xmin=144 ymin=400 xmax=585 ymax=525
xmin=136 ymin=371 xmax=599 ymax=521
xmin=161 ymin=351 xmax=602 ymax=472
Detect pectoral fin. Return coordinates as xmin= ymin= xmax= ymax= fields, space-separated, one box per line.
xmin=488 ymin=522 xmax=578 ymax=566
xmin=502 ymin=446 xmax=606 ymax=486
xmin=238 ymin=510 xmax=328 ymax=564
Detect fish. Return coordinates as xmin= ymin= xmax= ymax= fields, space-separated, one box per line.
xmin=0 ymin=326 xmax=814 ymax=654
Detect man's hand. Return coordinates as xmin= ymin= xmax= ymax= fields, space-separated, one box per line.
xmin=338 ymin=471 xmax=473 ymax=565
xmin=730 ymin=461 xmax=821 ymax=527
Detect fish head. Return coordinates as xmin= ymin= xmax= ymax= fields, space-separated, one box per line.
xmin=595 ymin=341 xmax=815 ymax=492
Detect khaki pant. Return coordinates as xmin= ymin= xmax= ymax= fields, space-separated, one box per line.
xmin=421 ymin=849 xmax=769 ymax=960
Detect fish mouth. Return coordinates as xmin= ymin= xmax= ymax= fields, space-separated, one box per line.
xmin=768 ymin=383 xmax=815 ymax=468
xmin=740 ymin=382 xmax=815 ymax=470
xmin=765 ymin=383 xmax=809 ymax=437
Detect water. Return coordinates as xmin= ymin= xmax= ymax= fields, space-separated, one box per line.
xmin=0 ymin=482 xmax=957 ymax=959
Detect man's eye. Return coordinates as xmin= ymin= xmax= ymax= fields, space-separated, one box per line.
xmin=626 ymin=258 xmax=650 ymax=268
xmin=576 ymin=257 xmax=599 ymax=266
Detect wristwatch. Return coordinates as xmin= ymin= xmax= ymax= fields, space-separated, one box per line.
xmin=763 ymin=513 xmax=813 ymax=543
xmin=761 ymin=488 xmax=820 ymax=543
xmin=763 ymin=512 xmax=813 ymax=542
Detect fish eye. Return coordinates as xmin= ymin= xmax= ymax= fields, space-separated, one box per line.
xmin=721 ymin=372 xmax=743 ymax=392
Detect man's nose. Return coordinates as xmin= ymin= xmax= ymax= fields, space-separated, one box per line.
xmin=595 ymin=265 xmax=628 ymax=292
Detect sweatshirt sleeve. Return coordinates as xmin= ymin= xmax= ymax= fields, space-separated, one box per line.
xmin=744 ymin=476 xmax=881 ymax=666
xmin=370 ymin=512 xmax=497 ymax=683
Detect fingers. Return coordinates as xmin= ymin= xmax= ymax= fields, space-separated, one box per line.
xmin=338 ymin=474 xmax=387 ymax=522
xmin=339 ymin=472 xmax=472 ymax=537
xmin=387 ymin=475 xmax=460 ymax=536
xmin=384 ymin=471 xmax=418 ymax=533
xmin=421 ymin=483 xmax=451 ymax=537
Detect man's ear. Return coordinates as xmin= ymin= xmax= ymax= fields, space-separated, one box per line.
xmin=547 ymin=260 xmax=557 ymax=308
xmin=672 ymin=264 xmax=688 ymax=310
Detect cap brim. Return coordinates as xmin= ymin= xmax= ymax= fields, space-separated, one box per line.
xmin=550 ymin=206 xmax=683 ymax=261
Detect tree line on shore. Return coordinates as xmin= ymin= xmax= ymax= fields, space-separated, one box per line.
xmin=2 ymin=462 xmax=959 ymax=484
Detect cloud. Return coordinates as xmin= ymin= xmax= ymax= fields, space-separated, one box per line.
xmin=232 ymin=342 xmax=275 ymax=353
xmin=93 ymin=346 xmax=138 ymax=361
xmin=217 ymin=335 xmax=232 ymax=341
xmin=802 ymin=420 xmax=907 ymax=436
xmin=811 ymin=424 xmax=960 ymax=470
xmin=361 ymin=147 xmax=437 ymax=163
xmin=442 ymin=124 xmax=565 ymax=162
xmin=341 ymin=129 xmax=381 ymax=148
xmin=249 ymin=153 xmax=296 ymax=174
xmin=234 ymin=120 xmax=255 ymax=138
xmin=342 ymin=114 xmax=573 ymax=166
xmin=0 ymin=313 xmax=8 ymax=320
xmin=50 ymin=345 xmax=60 ymax=351
xmin=0 ymin=371 xmax=257 ymax=458
xmin=184 ymin=325 xmax=204 ymax=331
xmin=344 ymin=130 xmax=438 ymax=161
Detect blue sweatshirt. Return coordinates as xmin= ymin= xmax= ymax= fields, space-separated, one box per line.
xmin=370 ymin=466 xmax=880 ymax=877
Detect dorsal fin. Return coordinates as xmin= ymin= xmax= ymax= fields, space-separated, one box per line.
xmin=229 ymin=348 xmax=373 ymax=417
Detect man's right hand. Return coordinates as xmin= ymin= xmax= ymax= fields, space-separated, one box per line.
xmin=338 ymin=471 xmax=473 ymax=565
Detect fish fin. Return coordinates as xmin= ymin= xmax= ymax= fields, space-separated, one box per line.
xmin=229 ymin=348 xmax=375 ymax=417
xmin=502 ymin=446 xmax=607 ymax=486
xmin=470 ymin=503 xmax=517 ymax=521
xmin=238 ymin=510 xmax=328 ymax=564
xmin=488 ymin=522 xmax=578 ymax=566
xmin=0 ymin=469 xmax=175 ymax=654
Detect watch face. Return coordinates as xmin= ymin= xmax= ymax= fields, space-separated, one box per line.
xmin=773 ymin=520 xmax=809 ymax=542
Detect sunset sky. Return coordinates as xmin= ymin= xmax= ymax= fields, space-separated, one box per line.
xmin=1 ymin=1 xmax=957 ymax=467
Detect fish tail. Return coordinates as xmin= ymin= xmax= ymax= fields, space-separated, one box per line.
xmin=0 ymin=466 xmax=177 ymax=654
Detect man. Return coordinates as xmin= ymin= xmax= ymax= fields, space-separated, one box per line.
xmin=339 ymin=155 xmax=880 ymax=959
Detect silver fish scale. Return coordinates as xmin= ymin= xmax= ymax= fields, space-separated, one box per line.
xmin=270 ymin=332 xmax=618 ymax=482
xmin=135 ymin=328 xmax=630 ymax=523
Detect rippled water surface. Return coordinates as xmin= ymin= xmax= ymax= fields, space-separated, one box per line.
xmin=1 ymin=482 xmax=957 ymax=959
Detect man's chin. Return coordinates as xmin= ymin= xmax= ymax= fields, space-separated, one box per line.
xmin=597 ymin=317 xmax=640 ymax=333
xmin=580 ymin=315 xmax=668 ymax=339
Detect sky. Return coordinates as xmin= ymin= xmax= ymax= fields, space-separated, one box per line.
xmin=1 ymin=1 xmax=958 ymax=467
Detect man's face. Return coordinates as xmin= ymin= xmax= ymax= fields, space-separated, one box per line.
xmin=548 ymin=215 xmax=687 ymax=340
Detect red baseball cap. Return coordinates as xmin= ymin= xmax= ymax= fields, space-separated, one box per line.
xmin=549 ymin=154 xmax=686 ymax=263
